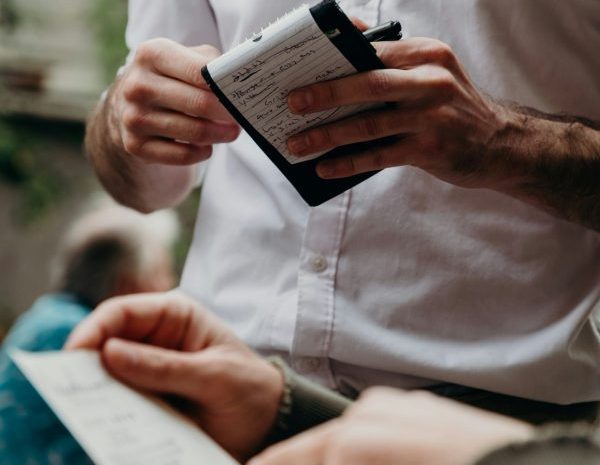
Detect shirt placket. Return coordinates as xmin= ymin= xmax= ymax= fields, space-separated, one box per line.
xmin=291 ymin=191 xmax=351 ymax=388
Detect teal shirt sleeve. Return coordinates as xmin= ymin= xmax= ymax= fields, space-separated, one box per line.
xmin=0 ymin=294 xmax=94 ymax=465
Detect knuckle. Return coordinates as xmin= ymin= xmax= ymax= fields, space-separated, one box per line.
xmin=188 ymin=91 xmax=209 ymax=114
xmin=430 ymin=106 xmax=455 ymax=127
xmin=428 ymin=41 xmax=457 ymax=67
xmin=134 ymin=40 xmax=161 ymax=66
xmin=358 ymin=115 xmax=380 ymax=139
xmin=430 ymin=69 xmax=458 ymax=96
xmin=184 ymin=61 xmax=203 ymax=87
xmin=122 ymin=133 xmax=146 ymax=156
xmin=367 ymin=71 xmax=393 ymax=97
xmin=318 ymin=81 xmax=338 ymax=107
xmin=122 ymin=108 xmax=147 ymax=132
xmin=122 ymin=79 xmax=155 ymax=103
xmin=310 ymin=126 xmax=333 ymax=148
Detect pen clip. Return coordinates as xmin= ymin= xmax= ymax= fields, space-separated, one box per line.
xmin=363 ymin=21 xmax=402 ymax=42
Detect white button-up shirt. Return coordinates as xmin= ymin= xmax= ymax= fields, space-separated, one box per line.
xmin=126 ymin=0 xmax=600 ymax=403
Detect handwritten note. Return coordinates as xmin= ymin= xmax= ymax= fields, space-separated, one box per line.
xmin=207 ymin=5 xmax=376 ymax=164
xmin=12 ymin=350 xmax=239 ymax=465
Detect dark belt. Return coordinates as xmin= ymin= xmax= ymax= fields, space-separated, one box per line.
xmin=425 ymin=383 xmax=599 ymax=426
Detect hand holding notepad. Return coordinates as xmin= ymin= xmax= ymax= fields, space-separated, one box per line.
xmin=203 ymin=0 xmax=401 ymax=206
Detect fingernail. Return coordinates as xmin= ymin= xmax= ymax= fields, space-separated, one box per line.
xmin=317 ymin=162 xmax=336 ymax=178
xmin=226 ymin=127 xmax=240 ymax=139
xmin=288 ymin=90 xmax=313 ymax=113
xmin=287 ymin=134 xmax=309 ymax=155
xmin=219 ymin=123 xmax=240 ymax=138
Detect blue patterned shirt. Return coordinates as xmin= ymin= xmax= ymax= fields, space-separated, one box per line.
xmin=0 ymin=294 xmax=93 ymax=465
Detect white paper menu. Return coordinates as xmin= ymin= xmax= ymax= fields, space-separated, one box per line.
xmin=12 ymin=350 xmax=239 ymax=465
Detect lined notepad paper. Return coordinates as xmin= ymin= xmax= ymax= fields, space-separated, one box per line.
xmin=207 ymin=5 xmax=376 ymax=164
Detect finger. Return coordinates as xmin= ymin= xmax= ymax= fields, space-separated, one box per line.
xmin=288 ymin=65 xmax=453 ymax=113
xmin=135 ymin=39 xmax=219 ymax=89
xmin=248 ymin=421 xmax=338 ymax=465
xmin=141 ymin=303 xmax=191 ymax=351
xmin=350 ymin=17 xmax=370 ymax=32
xmin=102 ymin=338 xmax=209 ymax=400
xmin=125 ymin=110 xmax=240 ymax=145
xmin=126 ymin=73 xmax=234 ymax=122
xmin=122 ymin=135 xmax=213 ymax=165
xmin=374 ymin=37 xmax=460 ymax=70
xmin=316 ymin=138 xmax=415 ymax=179
xmin=287 ymin=108 xmax=422 ymax=156
xmin=65 ymin=293 xmax=197 ymax=350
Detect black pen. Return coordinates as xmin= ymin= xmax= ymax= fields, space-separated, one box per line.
xmin=363 ymin=21 xmax=402 ymax=42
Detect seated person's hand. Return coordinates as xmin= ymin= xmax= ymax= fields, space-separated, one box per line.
xmin=286 ymin=38 xmax=508 ymax=189
xmin=251 ymin=387 xmax=533 ymax=465
xmin=65 ymin=291 xmax=282 ymax=462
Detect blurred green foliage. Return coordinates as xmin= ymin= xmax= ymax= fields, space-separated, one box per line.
xmin=0 ymin=0 xmax=19 ymax=32
xmin=90 ymin=0 xmax=128 ymax=85
xmin=0 ymin=118 xmax=69 ymax=225
xmin=0 ymin=0 xmax=128 ymax=225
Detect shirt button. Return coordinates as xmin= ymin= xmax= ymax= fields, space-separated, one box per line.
xmin=310 ymin=254 xmax=327 ymax=272
xmin=299 ymin=357 xmax=321 ymax=372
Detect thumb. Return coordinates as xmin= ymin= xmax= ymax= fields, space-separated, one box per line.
xmin=103 ymin=338 xmax=206 ymax=401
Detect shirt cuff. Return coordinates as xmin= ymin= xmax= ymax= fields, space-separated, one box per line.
xmin=267 ymin=356 xmax=352 ymax=442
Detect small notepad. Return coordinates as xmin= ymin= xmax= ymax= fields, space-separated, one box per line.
xmin=203 ymin=0 xmax=400 ymax=206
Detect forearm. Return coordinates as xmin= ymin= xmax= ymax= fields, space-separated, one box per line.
xmin=85 ymin=83 xmax=197 ymax=213
xmin=488 ymin=105 xmax=600 ymax=231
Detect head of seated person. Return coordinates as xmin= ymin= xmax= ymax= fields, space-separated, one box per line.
xmin=51 ymin=196 xmax=180 ymax=308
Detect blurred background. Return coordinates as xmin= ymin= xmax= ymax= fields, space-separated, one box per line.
xmin=0 ymin=0 xmax=198 ymax=340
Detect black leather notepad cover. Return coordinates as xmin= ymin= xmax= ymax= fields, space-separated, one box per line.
xmin=202 ymin=0 xmax=385 ymax=206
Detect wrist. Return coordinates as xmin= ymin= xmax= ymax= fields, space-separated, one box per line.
xmin=85 ymin=92 xmax=147 ymax=211
xmin=483 ymin=102 xmax=535 ymax=193
xmin=266 ymin=357 xmax=352 ymax=444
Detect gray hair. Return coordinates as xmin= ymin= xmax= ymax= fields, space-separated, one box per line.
xmin=51 ymin=196 xmax=179 ymax=307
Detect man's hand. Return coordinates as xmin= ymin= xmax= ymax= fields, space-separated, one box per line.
xmin=86 ymin=39 xmax=241 ymax=212
xmin=286 ymin=38 xmax=506 ymax=186
xmin=250 ymin=387 xmax=534 ymax=465
xmin=110 ymin=39 xmax=239 ymax=166
xmin=286 ymin=38 xmax=600 ymax=230
xmin=65 ymin=291 xmax=282 ymax=462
